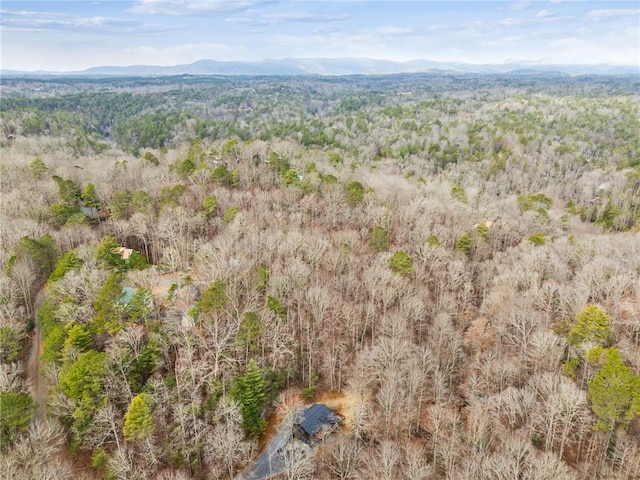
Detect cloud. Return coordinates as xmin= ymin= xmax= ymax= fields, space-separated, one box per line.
xmin=266 ymin=12 xmax=348 ymax=23
xmin=509 ymin=1 xmax=533 ymax=11
xmin=536 ymin=10 xmax=554 ymax=19
xmin=586 ymin=9 xmax=640 ymax=21
xmin=0 ymin=9 xmax=66 ymax=18
xmin=0 ymin=10 xmax=146 ymax=33
xmin=461 ymin=21 xmax=487 ymax=34
xmin=376 ymin=26 xmax=412 ymax=35
xmin=547 ymin=36 xmax=586 ymax=49
xmin=498 ymin=17 xmax=522 ymax=27
xmin=481 ymin=36 xmax=524 ymax=47
xmin=498 ymin=12 xmax=567 ymax=28
xmin=227 ymin=11 xmax=349 ymax=26
xmin=427 ymin=21 xmax=488 ymax=36
xmin=129 ymin=0 xmax=268 ymax=16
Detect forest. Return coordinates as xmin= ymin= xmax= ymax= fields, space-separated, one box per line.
xmin=0 ymin=72 xmax=639 ymax=479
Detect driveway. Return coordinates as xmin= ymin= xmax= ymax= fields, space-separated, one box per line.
xmin=235 ymin=407 xmax=312 ymax=480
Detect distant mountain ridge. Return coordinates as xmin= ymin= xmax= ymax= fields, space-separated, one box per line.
xmin=2 ymin=57 xmax=638 ymax=77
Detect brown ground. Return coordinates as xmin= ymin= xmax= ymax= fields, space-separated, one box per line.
xmin=28 ymin=288 xmax=47 ymax=423
xmin=316 ymin=390 xmax=369 ymax=431
xmin=258 ymin=387 xmax=370 ymax=451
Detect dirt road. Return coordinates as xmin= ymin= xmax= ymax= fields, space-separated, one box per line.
xmin=28 ymin=288 xmax=47 ymax=422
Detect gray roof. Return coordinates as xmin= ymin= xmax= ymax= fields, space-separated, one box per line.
xmin=119 ymin=287 xmax=136 ymax=305
xmin=295 ymin=404 xmax=339 ymax=436
xmin=81 ymin=206 xmax=99 ymax=217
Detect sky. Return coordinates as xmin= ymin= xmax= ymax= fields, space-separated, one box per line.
xmin=1 ymin=0 xmax=638 ymax=71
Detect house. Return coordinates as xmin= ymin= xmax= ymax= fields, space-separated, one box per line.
xmin=81 ymin=206 xmax=110 ymax=223
xmin=119 ymin=286 xmax=137 ymax=305
xmin=293 ymin=404 xmax=342 ymax=443
xmin=114 ymin=246 xmax=133 ymax=259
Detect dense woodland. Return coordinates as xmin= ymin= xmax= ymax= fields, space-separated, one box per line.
xmin=1 ymin=73 xmax=639 ymax=479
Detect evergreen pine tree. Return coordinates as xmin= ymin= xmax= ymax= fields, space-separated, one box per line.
xmin=127 ymin=288 xmax=153 ymax=322
xmin=232 ymin=359 xmax=267 ymax=437
xmin=388 ymin=250 xmax=414 ymax=276
xmin=369 ymin=226 xmax=390 ymax=253
xmin=0 ymin=392 xmax=35 ymax=448
xmin=457 ymin=232 xmax=474 ymax=256
xmin=200 ymin=279 xmax=228 ymax=312
xmin=200 ymin=195 xmax=218 ymax=218
xmin=81 ymin=183 xmax=101 ymax=208
xmin=569 ymin=305 xmax=612 ymax=346
xmin=28 ymin=157 xmax=48 ymax=179
xmin=123 ymin=393 xmax=155 ymax=441
xmin=587 ymin=347 xmax=640 ymax=431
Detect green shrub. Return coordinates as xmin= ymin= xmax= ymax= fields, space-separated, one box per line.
xmin=0 ymin=392 xmax=35 ymax=448
xmin=211 ymin=164 xmax=239 ymax=187
xmin=267 ymin=152 xmax=290 ymax=173
xmin=528 ymin=232 xmax=546 ymax=246
xmin=569 ymin=305 xmax=613 ymax=346
xmin=586 ymin=347 xmax=640 ymax=430
xmin=369 ymin=226 xmax=390 ymax=253
xmin=345 ymin=181 xmax=365 ymax=207
xmin=62 ymin=324 xmax=94 ymax=359
xmin=267 ymin=296 xmax=287 ymax=319
xmin=199 ymin=280 xmax=227 ymax=312
xmin=159 ymin=184 xmax=185 ymax=208
xmin=28 ymin=157 xmax=48 ymax=179
xmin=451 ymin=185 xmax=468 ymax=204
xmin=12 ymin=235 xmax=57 ymax=279
xmin=319 ymin=173 xmax=338 ymax=184
xmin=597 ymin=202 xmax=621 ymax=229
xmin=255 ymin=264 xmax=269 ymax=292
xmin=389 ymin=251 xmax=414 ymax=276
xmin=58 ymin=350 xmax=107 ymax=409
xmin=427 ymin=235 xmax=441 ymax=247
xmin=475 ymin=223 xmax=490 ymax=241
xmin=236 ymin=312 xmax=264 ymax=353
xmin=222 ymin=206 xmax=240 ymax=223
xmin=123 ymin=393 xmax=155 ymax=441
xmin=142 ymin=151 xmax=159 ymax=166
xmin=95 ymin=237 xmax=126 ymax=270
xmin=328 ymin=152 xmax=344 ymax=165
xmin=127 ymin=288 xmax=154 ymax=322
xmin=0 ymin=326 xmax=23 ymax=363
xmin=48 ymin=250 xmax=83 ymax=284
xmin=517 ymin=193 xmax=552 ymax=213
xmin=39 ymin=301 xmax=67 ymax=364
xmin=456 ymin=233 xmax=473 ymax=256
xmin=561 ymin=357 xmax=580 ymax=380
xmin=283 ymin=168 xmax=301 ymax=186
xmin=200 ymin=196 xmax=218 ymax=219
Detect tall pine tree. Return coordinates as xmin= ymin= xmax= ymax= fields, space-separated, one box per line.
xmin=569 ymin=305 xmax=612 ymax=346
xmin=232 ymin=359 xmax=267 ymax=438
xmin=123 ymin=393 xmax=154 ymax=441
xmin=587 ymin=347 xmax=640 ymax=431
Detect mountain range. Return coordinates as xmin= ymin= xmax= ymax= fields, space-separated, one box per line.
xmin=2 ymin=57 xmax=638 ymax=77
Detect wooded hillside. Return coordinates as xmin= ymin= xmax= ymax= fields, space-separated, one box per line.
xmin=1 ymin=73 xmax=639 ymax=479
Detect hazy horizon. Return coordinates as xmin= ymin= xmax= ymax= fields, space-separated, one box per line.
xmin=1 ymin=1 xmax=638 ymax=72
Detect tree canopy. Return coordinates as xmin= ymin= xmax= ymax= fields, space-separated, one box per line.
xmin=123 ymin=393 xmax=155 ymax=441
